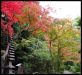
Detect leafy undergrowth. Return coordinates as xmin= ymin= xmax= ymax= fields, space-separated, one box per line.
xmin=15 ymin=37 xmax=54 ymax=74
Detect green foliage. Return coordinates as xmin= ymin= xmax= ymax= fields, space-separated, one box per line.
xmin=15 ymin=36 xmax=54 ymax=74
xmin=21 ymin=23 xmax=29 ymax=29
xmin=13 ymin=22 xmax=30 ymax=40
xmin=11 ymin=18 xmax=81 ymax=74
xmin=1 ymin=2 xmax=81 ymax=74
xmin=34 ymin=30 xmax=45 ymax=41
xmin=64 ymin=62 xmax=81 ymax=74
xmin=12 ymin=22 xmax=21 ymax=33
xmin=20 ymin=30 xmax=31 ymax=39
xmin=48 ymin=28 xmax=57 ymax=41
xmin=73 ymin=16 xmax=81 ymax=29
xmin=47 ymin=18 xmax=81 ymax=74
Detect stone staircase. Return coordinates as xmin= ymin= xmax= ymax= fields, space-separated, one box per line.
xmin=3 ymin=36 xmax=16 ymax=74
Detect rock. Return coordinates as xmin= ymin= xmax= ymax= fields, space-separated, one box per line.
xmin=64 ymin=70 xmax=73 ymax=74
xmin=1 ymin=50 xmax=5 ymax=56
xmin=32 ymin=72 xmax=39 ymax=74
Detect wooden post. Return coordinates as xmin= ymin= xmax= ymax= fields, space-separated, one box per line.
xmin=16 ymin=64 xmax=24 ymax=74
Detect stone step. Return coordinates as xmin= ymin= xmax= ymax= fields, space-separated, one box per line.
xmin=10 ymin=43 xmax=14 ymax=47
xmin=8 ymin=55 xmax=15 ymax=58
xmin=10 ymin=44 xmax=14 ymax=47
xmin=9 ymin=69 xmax=15 ymax=74
xmin=9 ymin=48 xmax=14 ymax=50
xmin=9 ymin=49 xmax=14 ymax=51
xmin=8 ymin=58 xmax=15 ymax=61
xmin=10 ymin=45 xmax=14 ymax=47
xmin=10 ymin=38 xmax=14 ymax=41
xmin=9 ymin=50 xmax=15 ymax=52
xmin=9 ymin=54 xmax=15 ymax=55
xmin=10 ymin=40 xmax=13 ymax=42
xmin=9 ymin=49 xmax=15 ymax=52
xmin=11 ymin=37 xmax=14 ymax=39
xmin=9 ymin=50 xmax=15 ymax=53
xmin=9 ymin=61 xmax=15 ymax=68
xmin=10 ymin=37 xmax=13 ymax=38
xmin=8 ymin=57 xmax=15 ymax=59
xmin=9 ymin=52 xmax=15 ymax=54
xmin=8 ymin=52 xmax=15 ymax=54
xmin=3 ymin=65 xmax=15 ymax=69
xmin=10 ymin=39 xmax=13 ymax=41
xmin=9 ymin=53 xmax=15 ymax=55
xmin=9 ymin=50 xmax=14 ymax=51
xmin=10 ymin=46 xmax=14 ymax=48
xmin=10 ymin=38 xmax=13 ymax=40
xmin=9 ymin=49 xmax=15 ymax=51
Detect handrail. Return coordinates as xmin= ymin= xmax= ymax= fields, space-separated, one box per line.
xmin=1 ymin=43 xmax=10 ymax=74
xmin=2 ymin=43 xmax=10 ymax=61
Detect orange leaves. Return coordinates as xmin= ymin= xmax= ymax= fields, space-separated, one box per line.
xmin=62 ymin=47 xmax=81 ymax=63
xmin=18 ymin=2 xmax=53 ymax=34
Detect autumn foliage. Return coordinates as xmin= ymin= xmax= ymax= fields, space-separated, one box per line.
xmin=1 ymin=1 xmax=81 ymax=74
xmin=1 ymin=1 xmax=53 ymax=37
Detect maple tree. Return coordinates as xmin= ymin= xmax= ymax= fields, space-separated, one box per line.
xmin=1 ymin=1 xmax=24 ymax=37
xmin=45 ymin=18 xmax=81 ymax=73
xmin=1 ymin=1 xmax=81 ymax=74
xmin=1 ymin=1 xmax=53 ymax=37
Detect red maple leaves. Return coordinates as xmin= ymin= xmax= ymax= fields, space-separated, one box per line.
xmin=1 ymin=1 xmax=24 ymax=22
xmin=1 ymin=1 xmax=53 ymax=37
